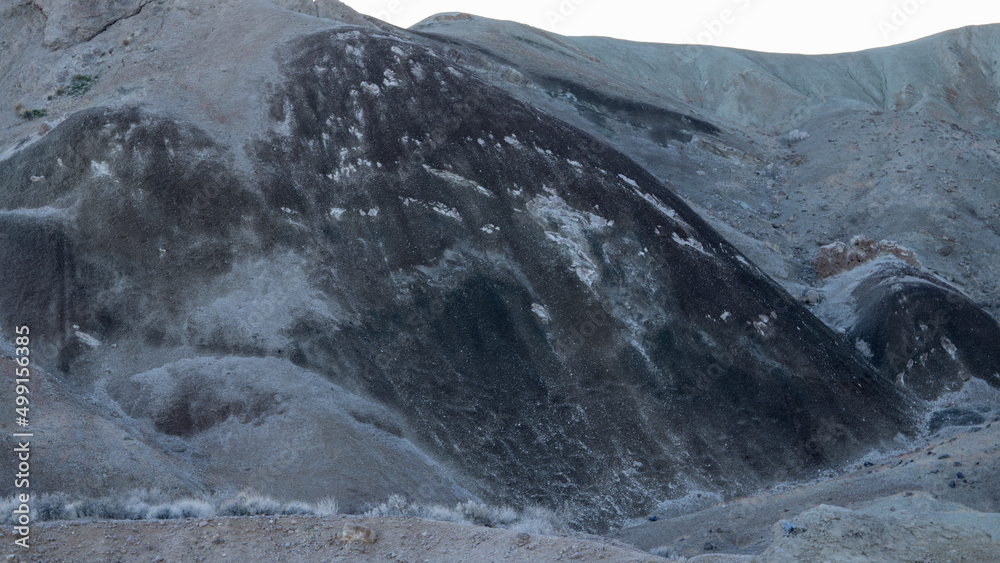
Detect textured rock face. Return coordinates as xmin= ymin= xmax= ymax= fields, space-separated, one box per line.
xmin=5 ymin=0 xmax=996 ymax=534
xmin=408 ymin=18 xmax=1000 ymax=325
xmin=844 ymin=262 xmax=1000 ymax=400
xmin=0 ymin=21 xmax=918 ymax=528
xmin=33 ymin=0 xmax=150 ymax=49
xmin=811 ymin=236 xmax=920 ymax=279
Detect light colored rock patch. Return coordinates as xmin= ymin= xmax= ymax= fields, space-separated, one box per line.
xmin=671 ymin=232 xmax=709 ymax=255
xmin=274 ymin=99 xmax=294 ymax=136
xmin=431 ymin=202 xmax=462 ymax=222
xmin=399 ymin=197 xmax=462 ymax=222
xmin=531 ymin=303 xmax=551 ymax=322
xmin=527 ymin=188 xmax=613 ymax=287
xmin=184 ymin=255 xmax=342 ymax=353
xmin=544 ymin=230 xmax=599 ymax=286
xmin=941 ymin=336 xmax=958 ymax=360
xmin=73 ymin=325 xmax=101 ymax=347
xmin=382 ymin=69 xmax=400 ymax=88
xmin=422 ymin=165 xmax=493 ymax=197
xmin=90 ymin=160 xmax=112 ymax=177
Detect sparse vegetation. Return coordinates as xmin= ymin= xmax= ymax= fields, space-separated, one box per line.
xmin=13 ymin=102 xmax=46 ymax=120
xmin=217 ymin=491 xmax=282 ymax=516
xmin=0 ymin=489 xmax=564 ymax=537
xmin=778 ymin=129 xmax=810 ymax=145
xmin=0 ymin=489 xmax=339 ymax=524
xmin=363 ymin=494 xmax=565 ymax=535
xmin=65 ymin=73 xmax=98 ymax=97
xmin=313 ymin=496 xmax=340 ymax=516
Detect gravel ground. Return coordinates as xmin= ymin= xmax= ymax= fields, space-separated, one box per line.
xmin=2 ymin=515 xmax=667 ymax=562
xmin=616 ymin=405 xmax=1000 ymax=560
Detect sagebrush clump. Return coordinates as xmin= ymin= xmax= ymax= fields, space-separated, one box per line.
xmin=363 ymin=494 xmax=566 ymax=535
xmin=0 ymin=489 xmax=338 ymax=524
xmin=65 ymin=74 xmax=98 ymax=97
xmin=13 ymin=102 xmax=46 ymax=119
xmin=778 ymin=129 xmax=809 ymax=145
xmin=0 ymin=489 xmax=563 ymax=536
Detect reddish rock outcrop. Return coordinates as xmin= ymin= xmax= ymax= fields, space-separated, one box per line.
xmin=812 ymin=236 xmax=920 ymax=278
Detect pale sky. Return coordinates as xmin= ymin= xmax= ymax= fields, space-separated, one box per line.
xmin=339 ymin=0 xmax=1000 ymax=54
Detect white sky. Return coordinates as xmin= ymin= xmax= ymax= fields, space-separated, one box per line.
xmin=339 ymin=0 xmax=1000 ymax=54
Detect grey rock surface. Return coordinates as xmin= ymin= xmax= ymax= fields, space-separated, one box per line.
xmin=408 ymin=15 xmax=1000 ymax=325
xmin=33 ymin=0 xmax=151 ymax=49
xmin=617 ymin=402 xmax=1000 ymax=558
xmin=758 ymin=493 xmax=1000 ymax=562
xmin=0 ymin=0 xmax=997 ymax=543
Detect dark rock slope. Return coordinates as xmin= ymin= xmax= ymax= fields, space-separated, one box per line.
xmin=408 ymin=13 xmax=1000 ymax=407
xmin=0 ymin=0 xmax=943 ymax=531
xmin=408 ymin=16 xmax=1000 ymax=323
xmin=824 ymin=260 xmax=1000 ymax=400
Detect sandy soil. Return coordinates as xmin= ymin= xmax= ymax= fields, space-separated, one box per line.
xmin=2 ymin=514 xmax=667 ymax=563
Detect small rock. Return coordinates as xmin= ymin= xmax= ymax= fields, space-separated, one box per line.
xmin=515 ymin=532 xmax=530 ymax=547
xmin=342 ymin=524 xmax=378 ymax=544
xmin=938 ymin=454 xmax=951 ymax=459
xmin=703 ymin=541 xmax=715 ymax=551
xmin=948 ymin=480 xmax=956 ymax=488
xmin=648 ymin=515 xmax=658 ymax=522
xmin=956 ymin=472 xmax=965 ymax=479
xmin=937 ymin=245 xmax=954 ymax=256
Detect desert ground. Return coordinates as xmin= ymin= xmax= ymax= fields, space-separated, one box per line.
xmin=4 ymin=406 xmax=997 ymax=562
